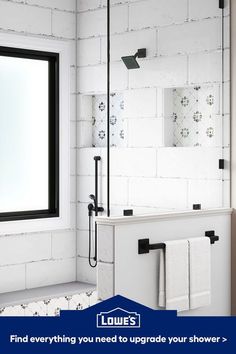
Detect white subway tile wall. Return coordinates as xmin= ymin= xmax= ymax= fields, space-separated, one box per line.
xmin=77 ymin=256 xmax=97 ymax=284
xmin=189 ymin=51 xmax=222 ymax=84
xmin=26 ymin=258 xmax=76 ymax=289
xmin=76 ymin=0 xmax=230 ymax=282
xmin=0 ymin=1 xmax=51 ymax=35
xmin=129 ymin=0 xmax=188 ymax=30
xmin=157 ymin=147 xmax=222 ymax=179
xmin=129 ymin=56 xmax=188 ymax=88
xmin=77 ymin=38 xmax=101 ymax=67
xmin=97 ymin=262 xmax=114 ymax=300
xmin=0 ymin=265 xmax=26 ymax=294
xmin=0 ymin=0 xmax=77 ymax=296
xmin=158 ymin=19 xmax=221 ymax=56
xmin=128 ymin=178 xmax=188 ymax=209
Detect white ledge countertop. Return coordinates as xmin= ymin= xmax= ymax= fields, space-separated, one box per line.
xmin=95 ymin=208 xmax=232 ymax=225
xmin=0 ymin=282 xmax=96 ymax=308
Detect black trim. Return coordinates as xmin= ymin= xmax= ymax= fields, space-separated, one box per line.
xmin=219 ymin=159 xmax=225 ymax=170
xmin=193 ymin=204 xmax=201 ymax=210
xmin=0 ymin=46 xmax=59 ymax=222
xmin=219 ymin=0 xmax=224 ymax=9
xmin=123 ymin=209 xmax=134 ymax=216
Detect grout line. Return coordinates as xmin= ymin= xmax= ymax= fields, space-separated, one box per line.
xmin=77 ymin=0 xmax=146 ymax=14
xmin=0 ymin=0 xmax=77 ymax=14
xmin=0 ymin=28 xmax=76 ymax=41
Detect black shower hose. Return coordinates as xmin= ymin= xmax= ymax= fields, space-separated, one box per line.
xmin=88 ymin=214 xmax=97 ymax=268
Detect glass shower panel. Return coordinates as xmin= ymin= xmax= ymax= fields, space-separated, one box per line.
xmin=109 ymin=0 xmax=230 ymax=216
xmin=77 ymin=0 xmax=107 ymax=266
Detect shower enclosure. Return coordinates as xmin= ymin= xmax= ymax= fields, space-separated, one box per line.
xmin=109 ymin=0 xmax=229 ymax=217
xmin=77 ymin=0 xmax=231 ymax=300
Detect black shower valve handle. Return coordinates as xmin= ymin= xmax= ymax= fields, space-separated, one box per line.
xmin=97 ymin=206 xmax=105 ymax=213
xmin=88 ymin=203 xmax=104 ymax=216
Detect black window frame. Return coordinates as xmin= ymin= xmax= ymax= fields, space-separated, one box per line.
xmin=0 ymin=46 xmax=59 ymax=222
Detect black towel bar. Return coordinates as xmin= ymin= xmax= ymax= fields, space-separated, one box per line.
xmin=138 ymin=230 xmax=219 ymax=254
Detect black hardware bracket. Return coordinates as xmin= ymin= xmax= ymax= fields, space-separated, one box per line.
xmin=136 ymin=48 xmax=146 ymax=58
xmin=219 ymin=0 xmax=224 ymax=9
xmin=205 ymin=230 xmax=219 ymax=244
xmin=123 ymin=209 xmax=133 ymax=216
xmin=94 ymin=156 xmax=101 ymax=162
xmin=138 ymin=231 xmax=219 ymax=254
xmin=219 ymin=159 xmax=225 ymax=170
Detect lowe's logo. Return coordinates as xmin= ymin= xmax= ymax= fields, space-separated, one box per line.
xmin=96 ymin=308 xmax=141 ymax=328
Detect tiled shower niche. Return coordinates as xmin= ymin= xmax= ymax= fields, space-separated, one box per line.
xmin=92 ymin=93 xmax=125 ymax=148
xmin=79 ymin=85 xmax=222 ymax=149
xmin=78 ymin=93 xmax=125 ymax=148
xmin=164 ymin=85 xmax=222 ymax=147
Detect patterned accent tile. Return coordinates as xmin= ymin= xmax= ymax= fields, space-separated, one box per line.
xmin=0 ymin=306 xmax=24 ymax=317
xmin=167 ymin=85 xmax=221 ymax=147
xmin=25 ymin=301 xmax=47 ymax=317
xmin=0 ymin=291 xmax=98 ymax=317
xmin=92 ymin=93 xmax=125 ymax=148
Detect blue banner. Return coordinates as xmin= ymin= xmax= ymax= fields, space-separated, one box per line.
xmin=0 ymin=295 xmax=235 ymax=353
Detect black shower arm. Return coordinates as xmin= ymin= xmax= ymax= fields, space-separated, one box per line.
xmin=135 ymin=48 xmax=147 ymax=59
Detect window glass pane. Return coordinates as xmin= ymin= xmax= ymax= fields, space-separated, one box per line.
xmin=0 ymin=56 xmax=49 ymax=212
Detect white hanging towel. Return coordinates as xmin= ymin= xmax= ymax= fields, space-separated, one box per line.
xmin=188 ymin=237 xmax=211 ymax=310
xmin=159 ymin=240 xmax=189 ymax=312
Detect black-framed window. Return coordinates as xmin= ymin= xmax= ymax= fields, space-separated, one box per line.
xmin=0 ymin=46 xmax=59 ymax=222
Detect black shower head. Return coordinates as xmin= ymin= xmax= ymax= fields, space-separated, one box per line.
xmin=121 ymin=48 xmax=146 ymax=70
xmin=89 ymin=194 xmax=96 ymax=202
xmin=121 ymin=55 xmax=140 ymax=69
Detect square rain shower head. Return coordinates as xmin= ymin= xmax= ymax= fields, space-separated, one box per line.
xmin=121 ymin=49 xmax=146 ymax=70
xmin=121 ymin=55 xmax=140 ymax=70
